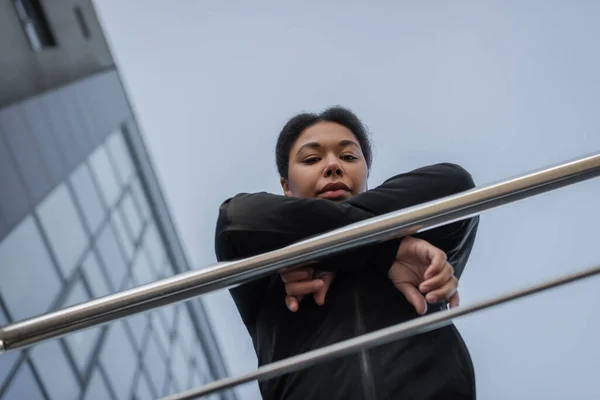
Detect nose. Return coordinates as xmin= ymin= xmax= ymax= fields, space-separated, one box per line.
xmin=323 ymin=160 xmax=343 ymax=178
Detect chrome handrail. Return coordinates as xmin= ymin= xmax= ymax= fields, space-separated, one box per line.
xmin=162 ymin=263 xmax=600 ymax=400
xmin=0 ymin=152 xmax=599 ymax=353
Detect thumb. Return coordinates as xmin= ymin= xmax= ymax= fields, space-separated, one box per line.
xmin=397 ymin=283 xmax=428 ymax=315
xmin=314 ymin=272 xmax=335 ymax=306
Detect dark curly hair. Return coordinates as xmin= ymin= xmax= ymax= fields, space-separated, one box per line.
xmin=275 ymin=106 xmax=373 ymax=179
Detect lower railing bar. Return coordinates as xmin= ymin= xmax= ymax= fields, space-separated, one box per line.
xmin=161 ymin=263 xmax=600 ymax=400
xmin=1 ymin=152 xmax=599 ymax=353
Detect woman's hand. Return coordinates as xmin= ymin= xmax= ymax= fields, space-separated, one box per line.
xmin=280 ymin=267 xmax=335 ymax=312
xmin=389 ymin=236 xmax=459 ymax=315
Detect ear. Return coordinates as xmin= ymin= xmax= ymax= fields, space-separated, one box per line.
xmin=280 ymin=177 xmax=293 ymax=196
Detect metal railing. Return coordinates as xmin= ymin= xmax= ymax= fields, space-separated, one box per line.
xmin=1 ymin=152 xmax=600 ymax=398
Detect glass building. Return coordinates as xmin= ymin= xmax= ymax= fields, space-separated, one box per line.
xmin=0 ymin=1 xmax=234 ymax=399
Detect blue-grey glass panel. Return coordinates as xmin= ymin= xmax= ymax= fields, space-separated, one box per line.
xmin=81 ymin=251 xmax=111 ymax=298
xmin=193 ymin=339 xmax=213 ymax=380
xmin=62 ymin=279 xmax=101 ymax=374
xmin=38 ymin=89 xmax=85 ymax=171
xmin=86 ymin=73 xmax=122 ymax=140
xmin=0 ymin=307 xmax=20 ymax=389
xmin=151 ymin=312 xmax=171 ymax=353
xmin=0 ymin=105 xmax=51 ymax=202
xmin=95 ymin=222 xmax=127 ymax=291
xmin=120 ymin=191 xmax=143 ymax=242
xmin=60 ymin=86 xmax=95 ymax=155
xmin=124 ymin=310 xmax=148 ymax=351
xmin=106 ymin=130 xmax=135 ymax=186
xmin=89 ymin=145 xmax=122 ymax=207
xmin=176 ymin=308 xmax=196 ymax=354
xmin=99 ymin=322 xmax=137 ymax=400
xmin=143 ymin=225 xmax=166 ymax=277
xmin=0 ymin=216 xmax=61 ymax=320
xmin=110 ymin=210 xmax=134 ymax=263
xmin=0 ymin=137 xmax=29 ymax=227
xmin=130 ymin=179 xmax=152 ymax=221
xmin=21 ymin=98 xmax=66 ymax=185
xmin=161 ymin=305 xmax=177 ymax=336
xmin=30 ymin=340 xmax=80 ymax=400
xmin=0 ymin=210 xmax=6 ymax=242
xmin=190 ymin=369 xmax=205 ymax=393
xmin=1 ymin=363 xmax=45 ymax=400
xmin=163 ymin=378 xmax=175 ymax=397
xmin=135 ymin=371 xmax=155 ymax=400
xmin=141 ymin=331 xmax=167 ymax=393
xmin=170 ymin=341 xmax=191 ymax=390
xmin=131 ymin=250 xmax=154 ymax=286
xmin=82 ymin=369 xmax=113 ymax=400
xmin=72 ymin=83 xmax=102 ymax=150
xmin=36 ymin=184 xmax=88 ymax=278
xmin=70 ymin=162 xmax=106 ymax=234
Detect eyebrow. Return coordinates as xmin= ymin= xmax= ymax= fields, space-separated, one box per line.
xmin=296 ymin=140 xmax=360 ymax=154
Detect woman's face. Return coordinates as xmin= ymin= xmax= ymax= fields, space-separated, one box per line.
xmin=281 ymin=122 xmax=369 ymax=201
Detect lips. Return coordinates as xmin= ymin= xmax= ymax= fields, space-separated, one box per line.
xmin=317 ymin=182 xmax=351 ymax=199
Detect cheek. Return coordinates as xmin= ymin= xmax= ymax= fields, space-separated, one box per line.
xmin=288 ymin=168 xmax=319 ymax=196
xmin=349 ymin=164 xmax=369 ymax=191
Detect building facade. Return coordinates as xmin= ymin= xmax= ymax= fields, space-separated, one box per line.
xmin=0 ymin=1 xmax=234 ymax=399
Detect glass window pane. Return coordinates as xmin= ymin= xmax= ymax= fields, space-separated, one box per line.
xmin=120 ymin=191 xmax=144 ymax=241
xmin=110 ymin=210 xmax=134 ymax=262
xmin=130 ymin=178 xmax=151 ymax=221
xmin=143 ymin=224 xmax=166 ymax=276
xmin=0 ymin=216 xmax=61 ymax=320
xmin=135 ymin=371 xmax=155 ymax=400
xmin=151 ymin=312 xmax=171 ymax=353
xmin=106 ymin=130 xmax=135 ymax=185
xmin=62 ymin=279 xmax=101 ymax=373
xmin=142 ymin=331 xmax=167 ymax=394
xmin=131 ymin=249 xmax=154 ymax=286
xmin=1 ymin=363 xmax=45 ymax=400
xmin=194 ymin=340 xmax=213 ymax=379
xmin=89 ymin=145 xmax=121 ymax=207
xmin=37 ymin=184 xmax=88 ymax=278
xmin=95 ymin=222 xmax=128 ymax=291
xmin=81 ymin=251 xmax=111 ymax=298
xmin=100 ymin=322 xmax=137 ymax=400
xmin=30 ymin=340 xmax=80 ymax=400
xmin=163 ymin=378 xmax=175 ymax=397
xmin=70 ymin=162 xmax=106 ymax=234
xmin=0 ymin=307 xmax=20 ymax=388
xmin=124 ymin=308 xmax=148 ymax=351
xmin=170 ymin=341 xmax=190 ymax=390
xmin=161 ymin=305 xmax=177 ymax=336
xmin=176 ymin=308 xmax=196 ymax=354
xmin=82 ymin=369 xmax=112 ymax=400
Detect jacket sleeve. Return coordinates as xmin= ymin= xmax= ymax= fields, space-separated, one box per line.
xmin=215 ymin=163 xmax=479 ymax=326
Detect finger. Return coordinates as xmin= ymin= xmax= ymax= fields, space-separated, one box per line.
xmin=425 ymin=276 xmax=458 ymax=303
xmin=449 ymin=290 xmax=460 ymax=309
xmin=397 ymin=283 xmax=428 ymax=315
xmin=424 ymin=248 xmax=448 ymax=280
xmin=285 ymin=295 xmax=304 ymax=312
xmin=313 ymin=272 xmax=335 ymax=306
xmin=280 ymin=268 xmax=314 ymax=283
xmin=285 ymin=280 xmax=323 ymax=296
xmin=420 ymin=262 xmax=454 ymax=293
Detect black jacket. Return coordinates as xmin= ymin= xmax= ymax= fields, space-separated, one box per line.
xmin=215 ymin=163 xmax=480 ymax=400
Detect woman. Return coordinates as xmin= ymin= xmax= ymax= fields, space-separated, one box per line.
xmin=215 ymin=107 xmax=479 ymax=399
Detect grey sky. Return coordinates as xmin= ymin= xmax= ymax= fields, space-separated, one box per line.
xmin=93 ymin=1 xmax=600 ymax=398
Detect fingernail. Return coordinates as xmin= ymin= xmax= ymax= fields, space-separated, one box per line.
xmin=313 ymin=280 xmax=323 ymax=289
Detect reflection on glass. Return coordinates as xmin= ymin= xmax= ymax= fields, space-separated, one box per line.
xmin=81 ymin=250 xmax=111 ymax=298
xmin=0 ymin=307 xmax=20 ymax=388
xmin=110 ymin=210 xmax=134 ymax=262
xmin=62 ymin=279 xmax=101 ymax=373
xmin=130 ymin=178 xmax=152 ymax=221
xmin=131 ymin=250 xmax=154 ymax=286
xmin=1 ymin=363 xmax=45 ymax=400
xmin=37 ymin=184 xmax=87 ymax=278
xmin=100 ymin=322 xmax=137 ymax=400
xmin=0 ymin=216 xmax=61 ymax=320
xmin=70 ymin=162 xmax=106 ymax=234
xmin=106 ymin=130 xmax=135 ymax=186
xmin=82 ymin=370 xmax=113 ymax=400
xmin=120 ymin=191 xmax=144 ymax=241
xmin=30 ymin=340 xmax=80 ymax=400
xmin=95 ymin=222 xmax=128 ymax=291
xmin=142 ymin=331 xmax=168 ymax=394
xmin=135 ymin=371 xmax=155 ymax=400
xmin=89 ymin=145 xmax=121 ymax=207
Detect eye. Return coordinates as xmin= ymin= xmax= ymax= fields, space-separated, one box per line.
xmin=341 ymin=154 xmax=358 ymax=161
xmin=303 ymin=157 xmax=321 ymax=165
